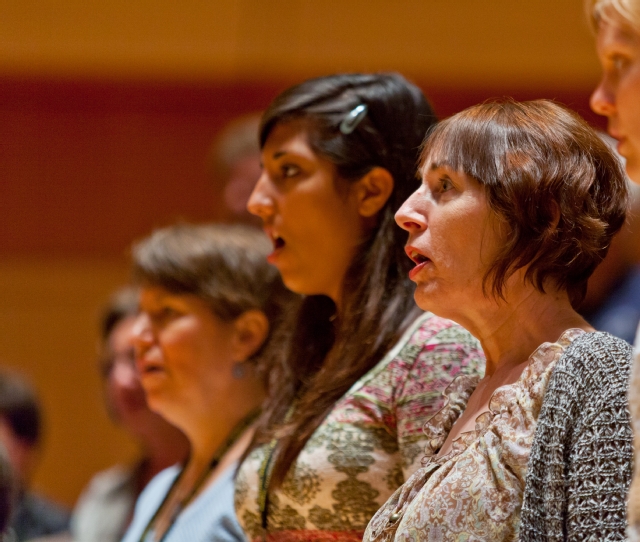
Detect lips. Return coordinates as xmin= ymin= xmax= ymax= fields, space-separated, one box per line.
xmin=264 ymin=228 xmax=286 ymax=263
xmin=136 ymin=356 xmax=164 ymax=377
xmin=405 ymin=246 xmax=432 ymax=280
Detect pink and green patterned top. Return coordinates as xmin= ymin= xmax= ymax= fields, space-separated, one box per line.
xmin=234 ymin=312 xmax=485 ymax=542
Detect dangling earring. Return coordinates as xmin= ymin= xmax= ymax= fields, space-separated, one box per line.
xmin=232 ymin=361 xmax=247 ymax=379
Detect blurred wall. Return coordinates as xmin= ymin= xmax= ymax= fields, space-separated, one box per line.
xmin=0 ymin=0 xmax=603 ymax=506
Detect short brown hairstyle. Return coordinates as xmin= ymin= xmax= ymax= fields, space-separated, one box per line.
xmin=420 ymin=99 xmax=629 ymax=306
xmin=132 ymin=223 xmax=295 ymax=359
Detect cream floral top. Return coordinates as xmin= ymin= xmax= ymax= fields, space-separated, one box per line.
xmin=363 ymin=328 xmax=585 ymax=542
xmin=235 ymin=312 xmax=485 ymax=542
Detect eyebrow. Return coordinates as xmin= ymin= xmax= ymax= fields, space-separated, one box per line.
xmin=429 ymin=160 xmax=455 ymax=171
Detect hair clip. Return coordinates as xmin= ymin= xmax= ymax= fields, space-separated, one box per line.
xmin=339 ymin=104 xmax=368 ymax=135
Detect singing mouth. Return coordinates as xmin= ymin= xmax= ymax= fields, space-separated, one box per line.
xmin=136 ymin=358 xmax=163 ymax=376
xmin=407 ymin=248 xmax=430 ymax=265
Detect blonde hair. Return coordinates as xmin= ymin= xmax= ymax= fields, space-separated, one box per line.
xmin=588 ymin=0 xmax=640 ymax=30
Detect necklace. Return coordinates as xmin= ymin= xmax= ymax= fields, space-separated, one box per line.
xmin=256 ymin=404 xmax=297 ymax=541
xmin=137 ymin=408 xmax=260 ymax=542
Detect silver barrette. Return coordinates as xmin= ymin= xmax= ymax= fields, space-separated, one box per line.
xmin=339 ymin=104 xmax=368 ymax=135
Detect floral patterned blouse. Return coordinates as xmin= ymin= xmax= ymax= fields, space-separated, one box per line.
xmin=234 ymin=312 xmax=485 ymax=542
xmin=363 ymin=328 xmax=585 ymax=542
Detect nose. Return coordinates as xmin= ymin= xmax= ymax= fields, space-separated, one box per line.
xmin=110 ymin=351 xmax=139 ymax=389
xmin=590 ymin=75 xmax=616 ymax=117
xmin=131 ymin=312 xmax=153 ymax=358
xmin=246 ymin=171 xmax=275 ymax=222
xmin=395 ymin=191 xmax=427 ymax=233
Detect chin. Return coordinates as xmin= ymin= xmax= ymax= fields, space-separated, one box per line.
xmin=281 ymin=275 xmax=326 ymax=297
xmin=413 ymin=286 xmax=457 ymax=321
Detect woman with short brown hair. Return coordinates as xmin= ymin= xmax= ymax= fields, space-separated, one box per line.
xmin=364 ymin=99 xmax=632 ymax=541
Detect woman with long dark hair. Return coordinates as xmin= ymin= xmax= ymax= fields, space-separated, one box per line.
xmin=234 ymin=73 xmax=485 ymax=541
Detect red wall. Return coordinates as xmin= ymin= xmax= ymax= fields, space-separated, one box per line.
xmin=0 ymin=76 xmax=605 ymax=257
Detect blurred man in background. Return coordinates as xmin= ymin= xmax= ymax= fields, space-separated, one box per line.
xmin=0 ymin=370 xmax=69 ymax=541
xmin=69 ymin=287 xmax=188 ymax=542
xmin=208 ymin=113 xmax=262 ymax=226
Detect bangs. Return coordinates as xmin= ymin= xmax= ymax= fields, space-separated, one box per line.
xmin=419 ymin=104 xmax=511 ymax=188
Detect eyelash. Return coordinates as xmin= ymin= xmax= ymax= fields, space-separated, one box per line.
xmin=609 ymin=54 xmax=630 ymax=72
xmin=147 ymin=306 xmax=178 ymax=324
xmin=281 ymin=164 xmax=301 ymax=178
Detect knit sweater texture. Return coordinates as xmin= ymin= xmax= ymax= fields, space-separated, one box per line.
xmin=519 ymin=331 xmax=633 ymax=541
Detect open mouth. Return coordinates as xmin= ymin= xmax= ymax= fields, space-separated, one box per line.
xmin=406 ymin=247 xmax=432 ymax=280
xmin=274 ymin=236 xmax=285 ymax=249
xmin=407 ymin=249 xmax=430 ymax=265
xmin=136 ymin=358 xmax=163 ymax=376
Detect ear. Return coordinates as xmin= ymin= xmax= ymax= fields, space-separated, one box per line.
xmin=230 ymin=309 xmax=270 ymax=362
xmin=353 ymin=167 xmax=394 ymax=218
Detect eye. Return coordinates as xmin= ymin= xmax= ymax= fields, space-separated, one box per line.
xmin=147 ymin=305 xmax=180 ymax=325
xmin=281 ymin=164 xmax=301 ymax=178
xmin=608 ymin=53 xmax=631 ymax=74
xmin=439 ymin=177 xmax=453 ymax=192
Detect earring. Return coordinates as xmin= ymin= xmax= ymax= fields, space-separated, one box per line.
xmin=232 ymin=361 xmax=247 ymax=379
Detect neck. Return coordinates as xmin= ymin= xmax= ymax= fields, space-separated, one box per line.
xmin=180 ymin=392 xmax=262 ymax=468
xmin=136 ymin=423 xmax=189 ymax=488
xmin=457 ymin=283 xmax=593 ymax=376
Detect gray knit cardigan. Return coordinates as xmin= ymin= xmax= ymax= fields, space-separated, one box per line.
xmin=520 ymin=331 xmax=633 ymax=541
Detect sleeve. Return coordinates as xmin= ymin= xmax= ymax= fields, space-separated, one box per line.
xmin=520 ymin=332 xmax=633 ymax=542
xmin=627 ymin=326 xmax=640 ymax=535
xmin=394 ymin=315 xmax=485 ymax=477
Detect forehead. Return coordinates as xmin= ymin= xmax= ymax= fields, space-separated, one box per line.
xmin=139 ymin=285 xmax=175 ymax=303
xmin=262 ymin=120 xmax=314 ymax=157
xmin=597 ymin=16 xmax=640 ymax=50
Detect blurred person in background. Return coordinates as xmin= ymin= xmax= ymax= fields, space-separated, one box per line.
xmin=69 ymin=287 xmax=189 ymax=542
xmin=237 ymin=73 xmax=484 ymax=541
xmin=589 ymin=0 xmax=640 ymax=536
xmin=122 ymin=223 xmax=294 ymax=542
xmin=0 ymin=370 xmax=69 ymax=541
xmin=580 ymin=137 xmax=640 ymax=344
xmin=590 ymin=0 xmax=640 ymax=183
xmin=208 ymin=113 xmax=262 ymax=225
xmin=0 ymin=445 xmax=15 ymax=541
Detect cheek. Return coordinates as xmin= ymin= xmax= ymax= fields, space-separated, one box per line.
xmin=619 ymin=63 xmax=640 ymax=110
xmin=158 ymin=324 xmax=203 ymax=367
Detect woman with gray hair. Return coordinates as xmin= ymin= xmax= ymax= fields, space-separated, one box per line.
xmin=120 ymin=223 xmax=294 ymax=542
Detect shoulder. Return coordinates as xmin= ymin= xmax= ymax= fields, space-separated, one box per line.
xmin=552 ymin=331 xmax=632 ymax=394
xmin=536 ymin=331 xmax=633 ymax=441
xmin=398 ymin=312 xmax=484 ymax=380
xmin=137 ymin=465 xmax=181 ymax=507
xmin=132 ymin=465 xmax=181 ymax=521
xmin=120 ymin=465 xmax=182 ymax=542
xmin=77 ymin=464 xmax=136 ymax=500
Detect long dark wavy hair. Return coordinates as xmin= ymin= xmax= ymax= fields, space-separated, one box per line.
xmin=249 ymin=73 xmax=437 ymax=488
